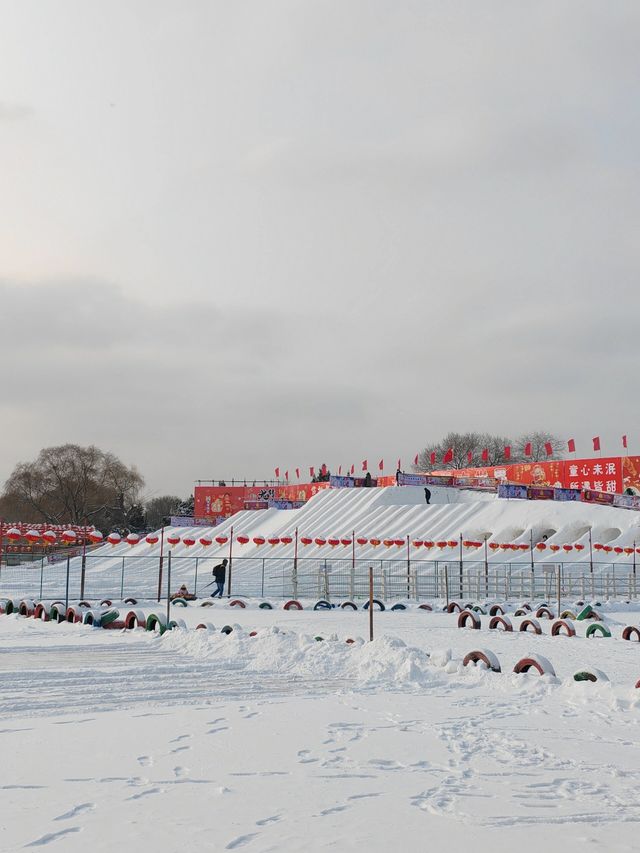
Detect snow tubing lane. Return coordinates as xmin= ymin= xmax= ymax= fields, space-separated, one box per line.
xmin=418 ymin=604 xmax=432 ymax=611
xmin=124 ymin=610 xmax=146 ymax=629
xmin=314 ymin=600 xmax=332 ymax=610
xmin=145 ymin=613 xmax=167 ymax=634
xmin=573 ymin=668 xmax=609 ymax=683
xmin=489 ymin=604 xmax=505 ymax=616
xmin=622 ymin=626 xmax=640 ymax=642
xmin=229 ymin=599 xmax=246 ymax=608
xmin=341 ymin=601 xmax=358 ymax=610
xmin=363 ymin=599 xmax=385 ymax=611
xmin=446 ymin=602 xmax=462 ymax=614
xmin=535 ymin=607 xmax=554 ymax=619
xmin=171 ymin=598 xmax=188 ymax=607
xmin=519 ymin=618 xmax=542 ymax=635
xmin=457 ymin=610 xmax=481 ymax=629
xmin=462 ymin=649 xmax=501 ymax=673
xmin=585 ymin=623 xmax=612 ymax=638
xmin=259 ymin=602 xmax=273 ymax=609
xmin=551 ymin=619 xmax=576 ymax=637
xmin=284 ymin=600 xmax=303 ymax=610
xmin=513 ymin=655 xmax=556 ymax=677
xmin=489 ymin=615 xmax=513 ymax=632
xmin=390 ymin=603 xmax=407 ymax=611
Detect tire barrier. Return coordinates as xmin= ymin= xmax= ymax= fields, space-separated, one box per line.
xmin=489 ymin=604 xmax=505 ymax=616
xmin=390 ymin=603 xmax=407 ymax=611
xmin=49 ymin=603 xmax=66 ymax=622
xmin=259 ymin=602 xmax=273 ymax=609
xmin=341 ymin=601 xmax=358 ymax=610
xmin=65 ymin=606 xmax=82 ymax=623
xmin=102 ymin=620 xmax=126 ymax=630
xmin=519 ymin=618 xmax=542 ymax=635
xmin=622 ymin=626 xmax=640 ymax=642
xmin=314 ymin=600 xmax=332 ymax=610
xmin=124 ymin=597 xmax=138 ymax=605
xmin=576 ymin=605 xmax=594 ymax=621
xmin=519 ymin=603 xmax=532 ymax=612
xmin=199 ymin=601 xmax=214 ymax=607
xmin=124 ymin=610 xmax=146 ymax=630
xmin=418 ymin=604 xmax=432 ymax=611
xmin=363 ymin=599 xmax=385 ymax=611
xmin=100 ymin=608 xmax=121 ymax=627
xmin=229 ymin=600 xmax=246 ymax=608
xmin=635 ymin=679 xmax=640 ymax=689
xmin=19 ymin=600 xmax=35 ymax=617
xmin=551 ymin=619 xmax=576 ymax=637
xmin=220 ymin=625 xmax=233 ymax=634
xmin=196 ymin=622 xmax=215 ymax=630
xmin=513 ymin=654 xmax=556 ymax=677
xmin=249 ymin=630 xmax=258 ymax=637
xmin=284 ymin=600 xmax=303 ymax=610
xmin=446 ymin=602 xmax=462 ymax=614
xmin=585 ymin=623 xmax=612 ymax=639
xmin=457 ymin=610 xmax=481 ymax=629
xmin=100 ymin=599 xmax=112 ymax=607
xmin=514 ymin=608 xmax=530 ymax=617
xmin=573 ymin=668 xmax=609 ymax=683
xmin=34 ymin=603 xmax=49 ymax=621
xmin=168 ymin=618 xmax=187 ymax=630
xmin=171 ymin=598 xmax=188 ymax=607
xmin=471 ymin=605 xmax=486 ymax=614
xmin=535 ymin=607 xmax=554 ymax=619
xmin=462 ymin=649 xmax=501 ymax=673
xmin=560 ymin=609 xmax=577 ymax=620
xmin=145 ymin=613 xmax=167 ymax=634
xmin=489 ymin=615 xmax=513 ymax=632
xmin=82 ymin=610 xmax=101 ymax=626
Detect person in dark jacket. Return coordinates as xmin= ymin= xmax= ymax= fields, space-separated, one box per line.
xmin=424 ymin=487 xmax=431 ymax=504
xmin=364 ymin=471 xmax=372 ymax=487
xmin=211 ymin=558 xmax=228 ymax=598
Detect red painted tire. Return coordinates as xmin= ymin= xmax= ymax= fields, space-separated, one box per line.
xmin=124 ymin=610 xmax=146 ymax=629
xmin=283 ymin=600 xmax=303 ymax=610
xmin=457 ymin=610 xmax=481 ymax=629
xmin=229 ymin=599 xmax=246 ymax=608
xmin=622 ymin=626 xmax=640 ymax=642
xmin=65 ymin=606 xmax=82 ymax=623
xmin=513 ymin=655 xmax=556 ymax=677
xmin=551 ymin=619 xmax=576 ymax=637
xmin=519 ymin=618 xmax=542 ymax=635
xmin=514 ymin=608 xmax=530 ymax=617
xmin=536 ymin=607 xmax=554 ymax=619
xmin=196 ymin=622 xmax=215 ymax=631
xmin=124 ymin=597 xmax=138 ymax=605
xmin=249 ymin=630 xmax=258 ymax=637
xmin=19 ymin=600 xmax=35 ymax=617
xmin=78 ymin=601 xmax=92 ymax=608
xmin=446 ymin=601 xmax=462 ymax=614
xmin=462 ymin=649 xmax=501 ymax=672
xmin=489 ymin=615 xmax=513 ymax=632
xmin=635 ymin=679 xmax=640 ymax=689
xmin=418 ymin=604 xmax=433 ymax=611
xmin=34 ymin=603 xmax=49 ymax=621
xmin=489 ymin=604 xmax=505 ymax=616
xmin=345 ymin=638 xmax=355 ymax=644
xmin=102 ymin=620 xmax=126 ymax=630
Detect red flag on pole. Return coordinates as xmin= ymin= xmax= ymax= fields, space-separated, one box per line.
xmin=467 ymin=450 xmax=473 ymax=464
xmin=524 ymin=442 xmax=532 ymax=457
xmin=274 ymin=467 xmax=280 ymax=478
xmin=413 ymin=453 xmax=419 ymax=466
xmin=362 ymin=460 xmax=368 ymax=472
xmin=504 ymin=445 xmax=511 ymax=460
xmin=378 ymin=459 xmax=384 ymax=471
xmin=623 ymin=435 xmax=628 ymax=449
xmin=443 ymin=447 xmax=453 ymax=464
xmin=309 ymin=466 xmax=315 ymax=478
xmin=544 ymin=442 xmax=553 ymax=456
xmin=593 ymin=436 xmax=600 ymax=452
xmin=285 ymin=470 xmax=289 ymax=481
xmin=567 ymin=438 xmax=576 ymax=453
xmin=350 ymin=464 xmax=355 ymax=475
xmin=397 ymin=458 xmax=401 ymax=470
xmin=429 ymin=451 xmax=436 ymax=465
xmin=338 ymin=465 xmax=342 ymax=475
xmin=295 ymin=467 xmax=300 ymax=479
xmin=481 ymin=448 xmax=488 ymax=463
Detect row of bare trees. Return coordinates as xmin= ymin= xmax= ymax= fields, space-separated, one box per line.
xmin=416 ymin=431 xmax=564 ymax=470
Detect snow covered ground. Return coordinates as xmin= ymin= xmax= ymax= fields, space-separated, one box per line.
xmin=2 ymin=603 xmax=639 ymax=851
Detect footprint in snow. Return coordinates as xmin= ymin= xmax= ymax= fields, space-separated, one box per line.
xmin=54 ymin=802 xmax=95 ymax=821
xmin=169 ymin=734 xmax=192 ymax=743
xmin=255 ymin=815 xmax=281 ymax=826
xmin=25 ymin=827 xmax=82 ymax=846
xmin=137 ymin=756 xmax=153 ymax=767
xmin=171 ymin=745 xmax=191 ymax=754
xmin=127 ymin=787 xmax=164 ymax=801
xmin=225 ymin=833 xmax=259 ymax=849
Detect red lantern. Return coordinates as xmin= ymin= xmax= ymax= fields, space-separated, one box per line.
xmin=436 ymin=541 xmax=447 ymax=549
xmin=107 ymin=532 xmax=122 ymax=546
xmin=535 ymin=543 xmax=546 ymax=551
xmin=614 ymin=546 xmax=623 ymax=554
xmin=215 ymin=536 xmax=229 ymax=545
xmin=423 ymin=540 xmax=434 ymax=549
xmin=237 ymin=535 xmax=250 ymax=545
xmin=281 ymin=536 xmax=293 ymax=545
xmin=624 ymin=547 xmax=634 ymax=555
xmin=126 ymin=533 xmax=141 ymax=546
xmin=394 ymin=539 xmax=404 ymax=547
xmin=340 ymin=538 xmax=352 ymax=546
xmin=562 ymin=544 xmax=573 ymax=552
xmin=89 ymin=530 xmax=104 ymax=544
xmin=268 ymin=537 xmax=281 ymax=546
xmin=489 ymin=543 xmax=500 ymax=550
xmin=182 ymin=536 xmax=195 ymax=547
xmin=328 ymin=538 xmax=340 ymax=547
xmin=300 ymin=537 xmax=312 ymax=546
xmin=550 ymin=544 xmax=560 ymax=552
xmin=25 ymin=529 xmax=40 ymax=544
xmin=253 ymin=536 xmax=266 ymax=546
xmin=167 ymin=534 xmax=181 ymax=546
xmin=413 ymin=540 xmax=424 ymax=548
xmin=42 ymin=530 xmax=57 ymax=544
xmin=146 ymin=534 xmax=159 ymax=545
xmin=462 ymin=540 xmax=472 ymax=548
xmin=6 ymin=527 xmax=21 ymax=542
xmin=370 ymin=538 xmax=381 ymax=547
xmin=356 ymin=537 xmax=368 ymax=546
xmin=519 ymin=544 xmax=529 ymax=551
xmin=447 ymin=540 xmax=457 ymax=548
xmin=199 ymin=536 xmax=212 ymax=547
xmin=603 ymin=545 xmax=612 ymax=553
xmin=574 ymin=544 xmax=584 ymax=551
xmin=383 ymin=539 xmax=394 ymax=548
xmin=314 ymin=537 xmax=326 ymax=546
xmin=594 ymin=543 xmax=603 ymax=551
xmin=61 ymin=530 xmax=77 ymax=543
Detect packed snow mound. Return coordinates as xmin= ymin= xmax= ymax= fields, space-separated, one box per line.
xmin=161 ymin=626 xmax=444 ymax=688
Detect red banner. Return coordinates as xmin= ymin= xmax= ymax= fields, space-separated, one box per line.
xmin=194 ymin=482 xmax=330 ymax=521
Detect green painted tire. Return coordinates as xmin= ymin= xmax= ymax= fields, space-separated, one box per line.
xmin=100 ymin=608 xmax=120 ymax=626
xmin=171 ymin=598 xmax=188 ymax=607
xmin=259 ymin=602 xmax=273 ymax=610
xmin=577 ymin=605 xmax=594 ymax=621
xmin=49 ymin=603 xmax=66 ymax=622
xmin=146 ymin=613 xmax=167 ymax=634
xmin=585 ymin=622 xmax=611 ymax=638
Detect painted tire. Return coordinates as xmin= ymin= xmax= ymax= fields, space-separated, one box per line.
xmin=345 ymin=638 xmax=355 ymax=644
xmin=489 ymin=604 xmax=505 ymax=616
xmin=341 ymin=601 xmax=358 ymax=610
xmin=418 ymin=604 xmax=432 ymax=611
xmin=249 ymin=630 xmax=258 ymax=637
xmin=573 ymin=668 xmax=609 ymax=683
xmin=284 ymin=600 xmax=303 ymax=610
xmin=65 ymin=606 xmax=81 ymax=623
xmin=635 ymin=679 xmax=640 ymax=689
xmin=145 ymin=613 xmax=167 ymax=634
xmin=78 ymin=601 xmax=92 ymax=608
xmin=471 ymin=606 xmax=486 ymax=615
xmin=585 ymin=622 xmax=612 ymax=639
xmin=535 ymin=607 xmax=554 ymax=619
xmin=363 ymin=600 xmax=385 ymax=611
xmin=513 ymin=655 xmax=556 ymax=677
xmin=124 ymin=597 xmax=138 ymax=605
xmin=124 ymin=610 xmax=146 ymax=629
xmin=259 ymin=602 xmax=273 ymax=609
xmin=200 ymin=601 xmax=214 ymax=607
xmin=100 ymin=599 xmax=112 ymax=607
xmin=446 ymin=602 xmax=462 ymax=614
xmin=576 ymin=605 xmax=594 ymax=621
xmin=171 ymin=598 xmax=188 ymax=607
xmin=390 ymin=603 xmax=407 ymax=611
xmin=519 ymin=618 xmax=542 ymax=635
xmin=82 ymin=610 xmax=101 ymax=626
xmin=489 ymin=615 xmax=513 ymax=632
xmin=229 ymin=600 xmax=246 ymax=608
xmin=457 ymin=610 xmax=481 ymax=629
xmin=49 ymin=603 xmax=66 ymax=622
xmin=622 ymin=626 xmax=640 ymax=642
xmin=220 ymin=625 xmax=233 ymax=634
xmin=560 ymin=609 xmax=577 ymax=620
xmin=34 ymin=603 xmax=49 ymax=621
xmin=314 ymin=636 xmax=324 ymax=642
xmin=462 ymin=649 xmax=501 ymax=673
xmin=196 ymin=622 xmax=215 ymax=630
xmin=168 ymin=618 xmax=187 ymax=630
xmin=314 ymin=600 xmax=332 ymax=611
xmin=514 ymin=608 xmax=530 ymax=617
xmin=100 ymin=608 xmax=120 ymax=626
xmin=551 ymin=619 xmax=576 ymax=637
xmin=19 ymin=600 xmax=35 ymax=617
xmin=102 ymin=620 xmax=126 ymax=630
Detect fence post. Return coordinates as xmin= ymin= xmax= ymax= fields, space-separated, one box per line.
xmin=369 ymin=566 xmax=374 ymax=641
xmin=194 ymin=557 xmax=199 ymax=597
xmin=323 ymin=565 xmax=330 ymax=601
xmin=157 ymin=524 xmax=165 ymax=603
xmin=262 ymin=559 xmax=266 ymax=598
xmin=226 ymin=525 xmax=234 ymax=598
xmin=39 ymin=556 xmax=44 ymax=600
xmin=64 ymin=556 xmax=70 ymax=610
xmin=444 ymin=563 xmax=449 ymax=608
xmin=80 ymin=537 xmax=87 ymax=601
xmin=407 ymin=535 xmax=411 ymax=600
xmin=166 ymin=551 xmax=172 ymax=625
xmin=556 ymin=563 xmax=561 ymax=618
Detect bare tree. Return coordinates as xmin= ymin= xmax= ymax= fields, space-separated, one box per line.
xmin=145 ymin=495 xmax=182 ymax=530
xmin=513 ymin=431 xmax=565 ymax=462
xmin=416 ymin=430 xmax=563 ymax=469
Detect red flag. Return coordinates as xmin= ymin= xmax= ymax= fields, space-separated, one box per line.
xmin=504 ymin=445 xmax=511 ymax=460
xmin=362 ymin=460 xmax=368 ymax=471
xmin=378 ymin=459 xmax=384 ymax=471
xmin=481 ymin=448 xmax=488 ymax=463
xmin=443 ymin=447 xmax=453 ymax=464
xmin=338 ymin=465 xmax=342 ymax=475
xmin=429 ymin=451 xmax=436 ymax=465
xmin=467 ymin=450 xmax=473 ymax=464
xmin=567 ymin=438 xmax=575 ymax=453
xmin=413 ymin=453 xmax=419 ymax=466
xmin=397 ymin=458 xmax=401 ymax=470
xmin=285 ymin=470 xmax=289 ymax=481
xmin=524 ymin=442 xmax=532 ymax=457
xmin=593 ymin=436 xmax=600 ymax=452
xmin=309 ymin=466 xmax=315 ymax=478
xmin=623 ymin=435 xmax=628 ymax=449
xmin=295 ymin=467 xmax=300 ymax=479
xmin=350 ymin=464 xmax=355 ymax=475
xmin=544 ymin=442 xmax=553 ymax=456
xmin=275 ymin=467 xmax=280 ymax=478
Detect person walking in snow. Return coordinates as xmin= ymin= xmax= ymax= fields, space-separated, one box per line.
xmin=211 ymin=558 xmax=228 ymax=598
xmin=424 ymin=487 xmax=431 ymax=504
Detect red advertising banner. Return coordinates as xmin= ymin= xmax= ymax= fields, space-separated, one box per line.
xmin=194 ymin=482 xmax=330 ymax=521
xmin=564 ymin=457 xmax=622 ymax=493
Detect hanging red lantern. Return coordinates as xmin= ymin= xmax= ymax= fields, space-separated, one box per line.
xmin=370 ymin=538 xmax=381 ymax=547
xmin=42 ymin=530 xmax=57 ymax=544
xmin=383 ymin=539 xmax=394 ymax=548
xmin=300 ymin=536 xmax=312 ymax=546
xmin=356 ymin=537 xmax=368 ymax=546
xmin=281 ymin=536 xmax=293 ymax=545
xmin=624 ymin=547 xmax=634 ymax=555
xmin=268 ymin=537 xmax=280 ymax=546
xmin=562 ymin=544 xmax=573 ymax=552
xmin=61 ymin=530 xmax=77 ymax=544
xmin=328 ymin=538 xmax=340 ymax=547
xmin=519 ymin=544 xmax=529 ymax=551
xmin=413 ymin=540 xmax=424 ymax=548
xmin=25 ymin=529 xmax=40 ymax=544
xmin=394 ymin=539 xmax=404 ymax=547
xmin=614 ymin=546 xmax=623 ymax=554
xmin=593 ymin=543 xmax=603 ymax=551
xmin=253 ymin=536 xmax=266 ymax=546
xmin=423 ymin=540 xmax=434 ymax=549
xmin=167 ymin=534 xmax=181 ymax=546
xmin=126 ymin=533 xmax=141 ymax=546
xmin=603 ymin=545 xmax=612 ymax=553
xmin=462 ymin=540 xmax=473 ymax=548
xmin=574 ymin=544 xmax=584 ymax=551
xmin=6 ymin=527 xmax=21 ymax=542
xmin=89 ymin=530 xmax=104 ymax=544
xmin=447 ymin=540 xmax=457 ymax=548
xmin=182 ymin=535 xmax=196 ymax=547
xmin=107 ymin=532 xmax=122 ymax=546
xmin=340 ymin=537 xmax=352 ymax=546
xmin=436 ymin=541 xmax=447 ymax=549
xmin=489 ymin=543 xmax=500 ymax=550
xmin=146 ymin=533 xmax=159 ymax=545
xmin=199 ymin=536 xmax=212 ymax=547
xmin=314 ymin=537 xmax=326 ymax=546
xmin=535 ymin=543 xmax=546 ymax=551
xmin=215 ymin=535 xmax=229 ymax=545
xmin=237 ymin=535 xmax=250 ymax=545
xmin=550 ymin=544 xmax=560 ymax=552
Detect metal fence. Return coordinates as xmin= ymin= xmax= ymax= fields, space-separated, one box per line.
xmin=0 ymin=554 xmax=638 ymax=605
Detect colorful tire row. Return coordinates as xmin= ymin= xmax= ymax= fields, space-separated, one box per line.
xmin=462 ymin=650 xmax=623 ymax=684
xmin=457 ymin=609 xmax=614 ymax=639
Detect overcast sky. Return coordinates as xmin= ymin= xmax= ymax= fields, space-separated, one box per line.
xmin=2 ymin=1 xmax=639 ymax=499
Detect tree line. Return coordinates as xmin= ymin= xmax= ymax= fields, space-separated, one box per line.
xmin=416 ymin=431 xmax=564 ymax=470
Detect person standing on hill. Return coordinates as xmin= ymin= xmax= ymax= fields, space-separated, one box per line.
xmin=211 ymin=558 xmax=228 ymax=598
xmin=424 ymin=487 xmax=431 ymax=504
